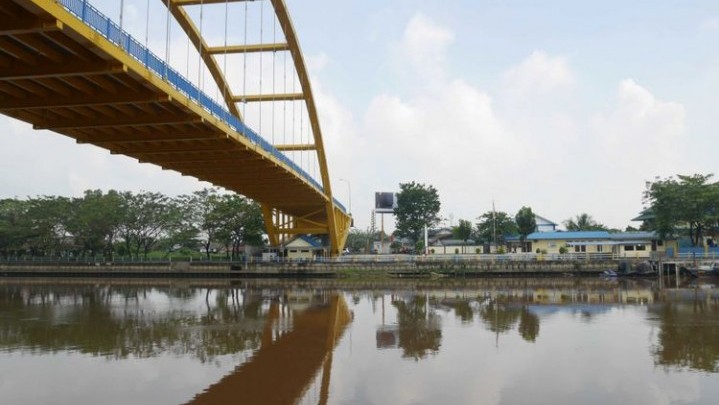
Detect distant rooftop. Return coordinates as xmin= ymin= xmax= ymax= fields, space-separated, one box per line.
xmin=526 ymin=231 xmax=658 ymax=241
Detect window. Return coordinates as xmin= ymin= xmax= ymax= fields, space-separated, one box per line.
xmin=624 ymin=245 xmax=634 ymax=251
xmin=636 ymin=245 xmax=646 ymax=251
xmin=574 ymin=245 xmax=586 ymax=253
xmin=597 ymin=245 xmax=603 ymax=252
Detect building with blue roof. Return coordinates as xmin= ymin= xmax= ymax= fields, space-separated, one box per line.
xmin=283 ymin=235 xmax=325 ymax=260
xmin=526 ymin=231 xmax=672 ymax=257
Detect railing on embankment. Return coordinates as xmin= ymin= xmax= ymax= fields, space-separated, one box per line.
xmin=0 ymin=254 xmax=638 ymax=277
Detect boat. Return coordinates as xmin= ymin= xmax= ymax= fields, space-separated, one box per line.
xmin=608 ymin=261 xmax=657 ymax=277
xmin=601 ymin=270 xmax=618 ymax=278
xmin=680 ymin=261 xmax=719 ymax=278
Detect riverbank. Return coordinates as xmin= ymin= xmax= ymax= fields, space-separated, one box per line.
xmin=0 ymin=258 xmax=636 ymax=278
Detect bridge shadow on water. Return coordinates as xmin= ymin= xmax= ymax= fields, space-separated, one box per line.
xmin=186 ymin=294 xmax=352 ymax=405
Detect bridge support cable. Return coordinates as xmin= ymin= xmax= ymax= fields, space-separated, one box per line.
xmin=145 ymin=0 xmax=150 ymax=48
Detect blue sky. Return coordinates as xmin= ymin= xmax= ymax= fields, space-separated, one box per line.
xmin=2 ymin=0 xmax=719 ymax=232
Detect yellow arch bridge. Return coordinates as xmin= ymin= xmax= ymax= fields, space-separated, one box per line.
xmin=0 ymin=0 xmax=351 ymax=255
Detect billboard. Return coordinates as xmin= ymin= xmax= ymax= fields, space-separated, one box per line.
xmin=375 ymin=192 xmax=397 ymax=214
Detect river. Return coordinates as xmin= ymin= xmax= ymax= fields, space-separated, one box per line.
xmin=0 ymin=277 xmax=717 ymax=404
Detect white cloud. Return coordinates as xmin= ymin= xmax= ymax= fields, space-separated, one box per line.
xmin=502 ymin=51 xmax=575 ymax=102
xmin=307 ymin=52 xmax=330 ymax=72
xmin=326 ymin=9 xmax=690 ymax=230
xmin=700 ymin=17 xmax=719 ymax=32
xmin=578 ymin=79 xmax=688 ymax=228
xmin=396 ymin=13 xmax=455 ymax=83
xmin=592 ymin=79 xmax=686 ymax=169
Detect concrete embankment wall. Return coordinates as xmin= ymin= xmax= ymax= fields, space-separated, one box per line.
xmin=0 ymin=258 xmax=624 ymax=277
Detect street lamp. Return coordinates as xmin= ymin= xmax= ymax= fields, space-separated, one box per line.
xmin=339 ymin=177 xmax=352 ymax=215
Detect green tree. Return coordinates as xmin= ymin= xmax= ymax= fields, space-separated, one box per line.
xmin=345 ymin=228 xmax=375 ymax=254
xmin=452 ymin=219 xmax=473 ymax=253
xmin=0 ymin=199 xmax=32 ymax=258
xmin=563 ymin=213 xmax=608 ymax=231
xmin=65 ymin=190 xmax=124 ymax=259
xmin=215 ymin=194 xmax=265 ymax=260
xmin=25 ymin=196 xmax=71 ymax=257
xmin=515 ymin=206 xmax=537 ymax=251
xmin=118 ymin=191 xmax=174 ymax=259
xmin=181 ymin=188 xmax=225 ymax=259
xmin=162 ymin=196 xmax=200 ymax=254
xmin=474 ymin=211 xmax=518 ymax=244
xmin=394 ymin=182 xmax=441 ymax=243
xmin=644 ymin=174 xmax=719 ymax=246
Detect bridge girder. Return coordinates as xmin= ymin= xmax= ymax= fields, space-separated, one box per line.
xmin=1 ymin=0 xmax=350 ymax=255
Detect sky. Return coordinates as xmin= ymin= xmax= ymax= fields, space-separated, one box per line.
xmin=2 ymin=0 xmax=719 ymax=233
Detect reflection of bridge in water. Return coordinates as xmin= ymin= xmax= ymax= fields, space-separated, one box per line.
xmin=187 ymin=293 xmax=351 ymax=405
xmin=1 ymin=0 xmax=350 ymax=254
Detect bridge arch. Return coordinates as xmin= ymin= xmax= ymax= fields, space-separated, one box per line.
xmin=0 ymin=0 xmax=350 ymax=254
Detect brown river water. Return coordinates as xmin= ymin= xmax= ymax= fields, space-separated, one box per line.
xmin=0 ymin=277 xmax=718 ymax=404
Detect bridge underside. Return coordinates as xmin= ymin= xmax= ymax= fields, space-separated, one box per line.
xmin=0 ymin=0 xmax=350 ymax=254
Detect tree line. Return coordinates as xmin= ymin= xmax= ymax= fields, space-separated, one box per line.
xmin=643 ymin=174 xmax=719 ymax=246
xmin=385 ymin=181 xmax=613 ymax=249
xmin=376 ymin=174 xmax=718 ymax=252
xmin=0 ymin=188 xmax=264 ymax=260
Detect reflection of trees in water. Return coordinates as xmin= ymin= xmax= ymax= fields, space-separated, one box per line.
xmin=429 ymin=296 xmax=540 ymax=343
xmin=518 ymin=307 xmax=540 ymax=342
xmin=443 ymin=299 xmax=474 ymax=323
xmin=651 ymin=300 xmax=719 ymax=372
xmin=0 ymin=285 xmax=264 ymax=362
xmin=475 ymin=301 xmax=539 ymax=343
xmin=392 ymin=295 xmax=441 ymax=360
xmin=479 ymin=302 xmax=521 ymax=334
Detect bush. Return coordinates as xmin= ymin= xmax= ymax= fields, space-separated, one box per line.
xmin=454 ymin=248 xmax=459 ymax=254
xmin=559 ymin=246 xmax=568 ymax=254
xmin=497 ymin=246 xmax=506 ymax=254
xmin=475 ymin=248 xmax=481 ymax=254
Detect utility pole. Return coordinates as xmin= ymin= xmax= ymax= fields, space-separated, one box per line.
xmin=492 ymin=201 xmax=497 ymax=252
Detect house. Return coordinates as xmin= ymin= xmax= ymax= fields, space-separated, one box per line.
xmin=428 ymin=238 xmax=481 ymax=255
xmin=535 ymin=214 xmax=559 ymax=232
xmin=526 ymin=231 xmax=674 ymax=257
xmin=428 ymin=228 xmax=481 ymax=254
xmin=283 ymin=235 xmax=326 ymax=260
xmin=504 ymin=214 xmax=558 ymax=252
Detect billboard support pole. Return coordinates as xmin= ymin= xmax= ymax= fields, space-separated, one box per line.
xmin=381 ymin=213 xmax=384 ymax=254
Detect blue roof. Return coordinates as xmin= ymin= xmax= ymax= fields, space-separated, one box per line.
xmin=527 ymin=231 xmax=610 ymax=240
xmin=285 ymin=235 xmax=323 ymax=248
xmin=526 ymin=231 xmax=660 ymax=241
xmin=608 ymin=231 xmax=657 ymax=240
xmin=300 ymin=235 xmax=323 ymax=247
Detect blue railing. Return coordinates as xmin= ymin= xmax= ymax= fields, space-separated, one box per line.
xmin=58 ymin=0 xmax=347 ymax=213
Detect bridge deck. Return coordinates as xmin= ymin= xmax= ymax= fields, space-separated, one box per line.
xmin=0 ymin=0 xmax=335 ymax=226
